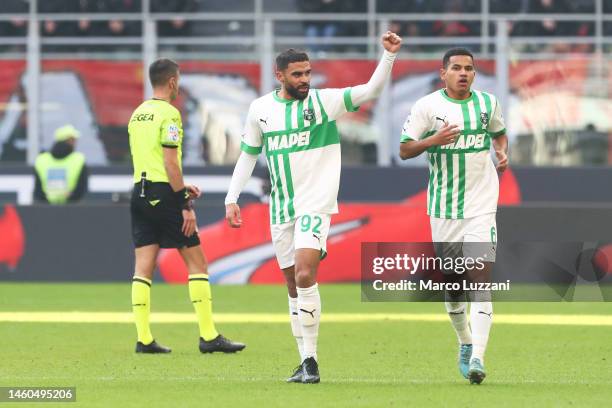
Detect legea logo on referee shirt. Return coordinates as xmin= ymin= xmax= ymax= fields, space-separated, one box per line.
xmin=267 ymin=131 xmax=310 ymax=152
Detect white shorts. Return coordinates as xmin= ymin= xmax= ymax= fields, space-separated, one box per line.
xmin=270 ymin=213 xmax=332 ymax=269
xmin=430 ymin=212 xmax=497 ymax=263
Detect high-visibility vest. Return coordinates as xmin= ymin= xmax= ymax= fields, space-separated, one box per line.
xmin=34 ymin=151 xmax=85 ymax=204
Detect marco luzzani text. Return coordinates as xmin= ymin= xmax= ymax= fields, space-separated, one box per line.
xmin=370 ymin=254 xmax=511 ymax=292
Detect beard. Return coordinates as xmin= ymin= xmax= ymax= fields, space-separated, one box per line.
xmin=286 ymin=83 xmax=309 ymax=100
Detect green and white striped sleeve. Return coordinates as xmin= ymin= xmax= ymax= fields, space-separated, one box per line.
xmin=400 ymin=100 xmax=430 ymax=143
xmin=488 ymin=96 xmax=506 ymax=138
xmin=318 ymin=88 xmax=359 ymax=122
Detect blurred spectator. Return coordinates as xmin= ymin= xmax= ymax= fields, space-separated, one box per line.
xmin=33 ymin=125 xmax=89 ymax=204
xmin=97 ymin=0 xmax=142 ymax=36
xmin=570 ymin=0 xmax=595 ymax=13
xmin=377 ymin=0 xmax=441 ymax=12
xmin=490 ymin=0 xmax=529 ymax=13
xmin=153 ymin=0 xmax=197 ymax=37
xmin=338 ymin=0 xmax=367 ymax=53
xmin=529 ymin=0 xmax=572 ymax=13
xmin=187 ymin=0 xmax=255 ymax=54
xmin=572 ymin=20 xmax=594 ymax=53
xmin=526 ymin=0 xmax=571 ymax=39
xmin=74 ymin=0 xmax=104 ymax=38
xmin=506 ymin=0 xmax=575 ymax=53
xmin=0 ymin=0 xmax=28 ymax=44
xmin=298 ymin=0 xmax=344 ymax=53
xmin=38 ymin=0 xmax=77 ymax=37
xmin=297 ymin=0 xmax=366 ymax=53
xmin=432 ymin=0 xmax=479 ymax=37
xmin=379 ymin=0 xmax=438 ymax=45
xmin=0 ymin=84 xmax=27 ymax=162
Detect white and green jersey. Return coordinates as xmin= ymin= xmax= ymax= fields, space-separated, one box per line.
xmin=241 ymin=88 xmax=359 ymax=224
xmin=401 ymin=89 xmax=506 ymax=219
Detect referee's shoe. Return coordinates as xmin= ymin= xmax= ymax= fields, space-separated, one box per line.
xmin=199 ymin=334 xmax=246 ymax=353
xmin=135 ymin=340 xmax=172 ymax=354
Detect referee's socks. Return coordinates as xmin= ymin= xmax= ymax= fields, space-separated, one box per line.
xmin=132 ymin=276 xmax=154 ymax=345
xmin=188 ymin=274 xmax=219 ymax=341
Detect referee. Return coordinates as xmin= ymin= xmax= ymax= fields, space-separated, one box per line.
xmin=128 ymin=58 xmax=245 ymax=354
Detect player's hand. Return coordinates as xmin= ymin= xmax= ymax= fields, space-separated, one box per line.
xmin=429 ymin=123 xmax=460 ymax=146
xmin=225 ymin=203 xmax=242 ymax=228
xmin=496 ymin=150 xmax=508 ymax=172
xmin=382 ymin=31 xmax=402 ymax=53
xmin=182 ymin=208 xmax=197 ymax=236
xmin=186 ymin=184 xmax=201 ymax=199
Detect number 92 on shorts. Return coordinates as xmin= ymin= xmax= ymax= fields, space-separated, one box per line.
xmin=271 ymin=213 xmax=332 ymax=269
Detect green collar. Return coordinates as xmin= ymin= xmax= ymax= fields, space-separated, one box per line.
xmin=440 ymin=89 xmax=473 ymax=104
xmin=272 ymin=89 xmax=295 ymax=104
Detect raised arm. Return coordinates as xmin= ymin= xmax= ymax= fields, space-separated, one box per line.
xmin=350 ymin=31 xmax=402 ymax=106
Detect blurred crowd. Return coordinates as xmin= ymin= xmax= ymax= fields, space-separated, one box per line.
xmin=0 ymin=0 xmax=196 ymax=38
xmin=1 ymin=0 xmax=612 ymax=54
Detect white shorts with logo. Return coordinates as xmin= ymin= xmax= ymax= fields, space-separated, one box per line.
xmin=430 ymin=212 xmax=497 ymax=263
xmin=271 ymin=213 xmax=332 ymax=269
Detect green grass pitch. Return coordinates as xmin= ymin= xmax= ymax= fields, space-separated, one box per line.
xmin=1 ymin=283 xmax=611 ymax=407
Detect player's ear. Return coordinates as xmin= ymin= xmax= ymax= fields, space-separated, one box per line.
xmin=439 ymin=68 xmax=446 ymax=82
xmin=274 ymin=68 xmax=284 ymax=83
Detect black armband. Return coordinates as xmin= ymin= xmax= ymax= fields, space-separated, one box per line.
xmin=183 ymin=199 xmax=194 ymax=211
xmin=173 ymin=187 xmax=190 ymax=206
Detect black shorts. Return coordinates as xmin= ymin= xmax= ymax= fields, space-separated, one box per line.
xmin=130 ymin=182 xmax=200 ymax=249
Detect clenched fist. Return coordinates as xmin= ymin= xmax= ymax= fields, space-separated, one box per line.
xmin=382 ymin=31 xmax=402 ymax=53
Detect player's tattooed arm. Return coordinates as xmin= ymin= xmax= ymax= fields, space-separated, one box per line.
xmin=493 ymin=134 xmax=509 ymax=172
xmin=399 ymin=123 xmax=460 ymax=160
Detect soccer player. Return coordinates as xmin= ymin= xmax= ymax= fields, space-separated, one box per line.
xmin=128 ymin=58 xmax=245 ymax=354
xmin=399 ymin=48 xmax=508 ymax=384
xmin=224 ymin=32 xmax=402 ymax=383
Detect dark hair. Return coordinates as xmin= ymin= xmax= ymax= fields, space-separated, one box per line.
xmin=275 ymin=49 xmax=309 ymax=71
xmin=149 ymin=58 xmax=179 ymax=87
xmin=442 ymin=48 xmax=474 ymax=68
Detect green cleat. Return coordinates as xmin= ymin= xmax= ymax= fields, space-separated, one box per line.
xmin=467 ymin=358 xmax=486 ymax=385
xmin=459 ymin=344 xmax=472 ymax=379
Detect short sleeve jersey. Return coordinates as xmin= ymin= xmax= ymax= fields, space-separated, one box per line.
xmin=128 ymin=99 xmax=184 ymax=183
xmin=241 ymin=88 xmax=359 ymax=225
xmin=400 ymin=89 xmax=506 ymax=219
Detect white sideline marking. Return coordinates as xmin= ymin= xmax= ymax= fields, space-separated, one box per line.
xmin=0 ymin=312 xmax=610 ymax=326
